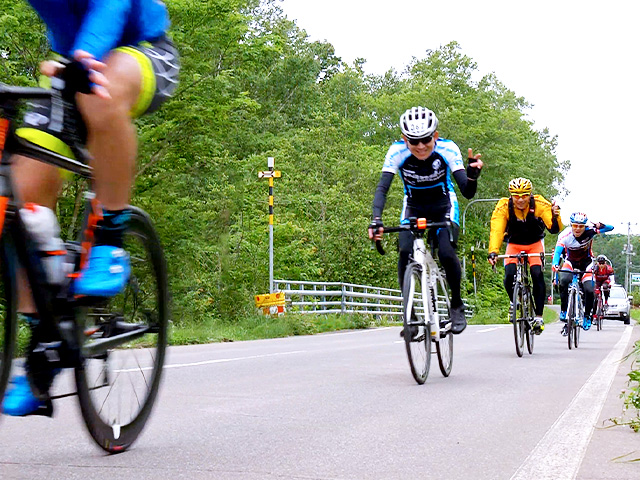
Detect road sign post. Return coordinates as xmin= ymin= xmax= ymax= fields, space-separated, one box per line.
xmin=259 ymin=157 xmax=281 ymax=293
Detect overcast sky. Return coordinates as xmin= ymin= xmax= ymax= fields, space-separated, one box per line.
xmin=280 ymin=0 xmax=639 ymax=236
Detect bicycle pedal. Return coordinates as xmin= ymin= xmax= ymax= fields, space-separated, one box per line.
xmin=24 ymin=397 xmax=54 ymax=418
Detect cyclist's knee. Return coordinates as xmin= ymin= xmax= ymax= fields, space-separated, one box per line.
xmin=12 ymin=155 xmax=62 ymax=207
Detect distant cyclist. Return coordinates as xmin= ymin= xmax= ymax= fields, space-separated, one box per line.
xmin=593 ymin=254 xmax=614 ymax=307
xmin=552 ymin=213 xmax=614 ymax=334
xmin=368 ymin=106 xmax=483 ymax=334
xmin=488 ymin=178 xmax=562 ymax=334
xmin=3 ymin=0 xmax=179 ymax=417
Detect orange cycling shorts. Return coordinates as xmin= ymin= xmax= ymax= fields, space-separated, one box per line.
xmin=504 ymin=240 xmax=545 ymax=267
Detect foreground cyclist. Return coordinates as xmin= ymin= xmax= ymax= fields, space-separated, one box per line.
xmin=3 ymin=0 xmax=179 ymax=416
xmin=552 ymin=213 xmax=614 ymax=335
xmin=368 ymin=106 xmax=483 ymax=334
xmin=487 ymin=178 xmax=562 ymax=334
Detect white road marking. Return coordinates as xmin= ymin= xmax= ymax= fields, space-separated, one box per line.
xmin=477 ymin=326 xmax=509 ymax=333
xmin=164 ymin=350 xmax=307 ymax=370
xmin=510 ymin=325 xmax=634 ymax=480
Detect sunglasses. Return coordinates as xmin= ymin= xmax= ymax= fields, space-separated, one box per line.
xmin=407 ymin=135 xmax=433 ymax=146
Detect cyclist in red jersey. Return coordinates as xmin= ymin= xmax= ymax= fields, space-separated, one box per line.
xmin=593 ymin=254 xmax=614 ymax=306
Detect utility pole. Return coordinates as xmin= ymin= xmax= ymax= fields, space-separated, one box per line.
xmin=461 ymin=198 xmax=500 ymax=275
xmin=622 ymin=222 xmax=636 ymax=292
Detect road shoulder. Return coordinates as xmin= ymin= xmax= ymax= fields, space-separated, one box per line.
xmin=578 ymin=323 xmax=640 ymax=480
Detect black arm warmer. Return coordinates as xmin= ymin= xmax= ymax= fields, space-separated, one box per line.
xmin=549 ymin=215 xmax=561 ymax=234
xmin=372 ymin=172 xmax=394 ymax=219
xmin=453 ymin=169 xmax=477 ymax=199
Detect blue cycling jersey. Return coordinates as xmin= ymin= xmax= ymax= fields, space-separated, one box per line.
xmin=27 ymin=0 xmax=169 ymax=61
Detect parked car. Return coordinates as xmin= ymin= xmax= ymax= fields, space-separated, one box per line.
xmin=603 ymin=284 xmax=631 ymax=324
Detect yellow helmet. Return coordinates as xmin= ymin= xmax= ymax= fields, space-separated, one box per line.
xmin=508 ymin=177 xmax=533 ymax=195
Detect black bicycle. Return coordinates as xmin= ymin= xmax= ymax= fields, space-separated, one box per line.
xmin=375 ymin=217 xmax=454 ymax=384
xmin=0 ymin=78 xmax=168 ymax=452
xmin=494 ymin=252 xmax=542 ymax=357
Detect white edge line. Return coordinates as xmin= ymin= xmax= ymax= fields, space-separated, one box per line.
xmin=510 ymin=325 xmax=634 ymax=480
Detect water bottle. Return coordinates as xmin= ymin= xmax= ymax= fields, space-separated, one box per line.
xmin=20 ymin=203 xmax=67 ymax=285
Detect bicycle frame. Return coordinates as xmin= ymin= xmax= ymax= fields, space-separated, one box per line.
xmin=377 ymin=218 xmax=453 ymax=335
xmin=411 ymin=234 xmax=450 ymax=339
xmin=0 ymin=83 xmax=148 ymax=361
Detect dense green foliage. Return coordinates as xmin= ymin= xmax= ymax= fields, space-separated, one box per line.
xmin=1 ymin=0 xmax=569 ymax=327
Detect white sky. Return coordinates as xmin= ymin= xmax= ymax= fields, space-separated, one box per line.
xmin=279 ymin=0 xmax=639 ymax=235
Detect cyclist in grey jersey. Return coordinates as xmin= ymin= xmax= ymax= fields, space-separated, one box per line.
xmin=369 ymin=106 xmax=483 ymax=334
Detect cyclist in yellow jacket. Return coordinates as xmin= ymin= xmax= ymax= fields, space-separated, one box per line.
xmin=487 ymin=178 xmax=562 ymax=333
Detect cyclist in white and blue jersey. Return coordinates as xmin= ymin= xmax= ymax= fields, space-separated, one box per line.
xmin=368 ymin=106 xmax=483 ymax=334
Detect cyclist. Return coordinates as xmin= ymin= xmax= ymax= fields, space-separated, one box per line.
xmin=551 ymin=212 xmax=614 ymax=335
xmin=368 ymin=106 xmax=483 ymax=335
xmin=487 ymin=178 xmax=562 ymax=334
xmin=593 ymin=254 xmax=614 ymax=308
xmin=3 ymin=0 xmax=179 ymax=417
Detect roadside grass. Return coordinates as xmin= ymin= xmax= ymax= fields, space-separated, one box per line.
xmin=168 ymin=304 xmax=560 ymax=345
xmin=169 ymin=313 xmax=395 ymax=345
xmin=469 ymin=305 xmax=557 ymax=325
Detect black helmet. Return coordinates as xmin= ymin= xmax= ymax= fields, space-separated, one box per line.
xmin=596 ymin=255 xmax=607 ymax=264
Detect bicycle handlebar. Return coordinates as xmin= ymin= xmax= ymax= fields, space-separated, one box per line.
xmin=0 ymin=83 xmax=53 ymax=102
xmin=372 ymin=218 xmax=452 ymax=256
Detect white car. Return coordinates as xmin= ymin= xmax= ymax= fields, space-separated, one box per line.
xmin=604 ymin=284 xmax=631 ymax=324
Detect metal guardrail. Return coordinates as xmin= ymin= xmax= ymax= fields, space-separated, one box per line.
xmin=273 ymin=280 xmax=472 ymax=319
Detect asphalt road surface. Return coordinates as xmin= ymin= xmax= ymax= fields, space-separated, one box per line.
xmin=1 ymin=319 xmax=638 ymax=479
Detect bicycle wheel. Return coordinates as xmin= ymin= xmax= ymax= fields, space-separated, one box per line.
xmin=75 ymin=207 xmax=168 ymax=453
xmin=436 ymin=292 xmax=453 ymax=377
xmin=512 ymin=283 xmax=525 ymax=357
xmin=567 ymin=290 xmax=574 ymax=350
xmin=573 ymin=297 xmax=581 ymax=349
xmin=402 ymin=262 xmax=431 ymax=385
xmin=524 ymin=289 xmax=535 ymax=355
xmin=0 ymin=236 xmax=17 ymax=407
xmin=595 ymin=296 xmax=603 ymax=331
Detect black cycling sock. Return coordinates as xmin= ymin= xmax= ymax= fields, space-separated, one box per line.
xmin=94 ymin=209 xmax=130 ymax=248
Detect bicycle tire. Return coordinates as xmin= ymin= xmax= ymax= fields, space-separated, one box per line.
xmin=512 ymin=282 xmax=525 ymax=357
xmin=75 ymin=207 xmax=168 ymax=453
xmin=0 ymin=236 xmax=18 ymax=407
xmin=567 ymin=289 xmax=574 ymax=350
xmin=595 ymin=296 xmax=603 ymax=331
xmin=402 ymin=262 xmax=431 ymax=385
xmin=436 ymin=291 xmax=453 ymax=377
xmin=573 ymin=291 xmax=581 ymax=349
xmin=574 ymin=306 xmax=580 ymax=348
xmin=525 ymin=288 xmax=535 ymax=355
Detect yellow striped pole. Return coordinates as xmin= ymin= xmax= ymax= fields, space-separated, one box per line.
xmin=259 ymin=157 xmax=281 ymax=293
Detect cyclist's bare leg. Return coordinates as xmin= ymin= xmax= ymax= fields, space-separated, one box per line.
xmin=11 ymin=157 xmax=63 ymax=313
xmin=76 ymin=50 xmax=142 ymax=210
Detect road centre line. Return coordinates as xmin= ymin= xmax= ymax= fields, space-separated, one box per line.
xmin=477 ymin=326 xmax=509 ymax=333
xmin=510 ymin=325 xmax=634 ymax=480
xmin=164 ymin=350 xmax=307 ymax=370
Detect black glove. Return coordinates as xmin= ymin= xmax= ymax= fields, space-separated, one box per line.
xmin=60 ymin=59 xmax=94 ymax=100
xmin=488 ymin=252 xmax=498 ymax=261
xmin=594 ymin=222 xmax=605 ymax=230
xmin=369 ymin=218 xmax=384 ymax=232
xmin=466 ymin=161 xmax=481 ymax=180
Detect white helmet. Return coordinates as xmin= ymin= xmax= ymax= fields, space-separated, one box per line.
xmin=399 ymin=106 xmax=439 ymax=139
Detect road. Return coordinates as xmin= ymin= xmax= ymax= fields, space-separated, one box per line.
xmin=1 ymin=319 xmax=638 ymax=479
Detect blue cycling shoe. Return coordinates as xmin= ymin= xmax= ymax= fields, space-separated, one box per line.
xmin=2 ymin=375 xmax=46 ymax=416
xmin=583 ymin=316 xmax=592 ymax=331
xmin=73 ymin=246 xmax=130 ymax=297
xmin=559 ymin=311 xmax=567 ymax=321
